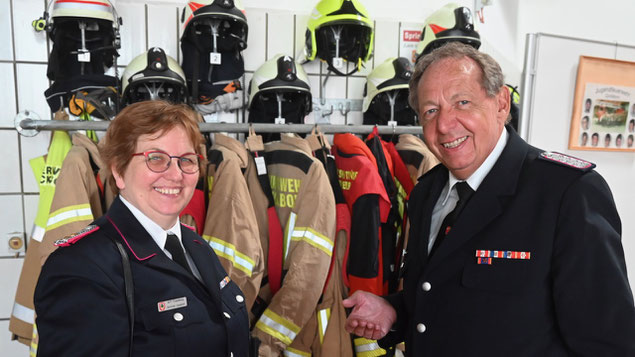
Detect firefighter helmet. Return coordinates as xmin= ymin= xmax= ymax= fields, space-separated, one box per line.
xmin=363 ymin=57 xmax=413 ymax=112
xmin=304 ymin=0 xmax=374 ymax=76
xmin=50 ymin=0 xmax=117 ymax=23
xmin=248 ymin=54 xmax=312 ymax=124
xmin=415 ymin=3 xmax=480 ymax=62
xmin=181 ymin=0 xmax=248 ymax=53
xmin=121 ymin=47 xmax=188 ymax=106
xmin=363 ymin=57 xmax=418 ymax=129
xmin=40 ymin=0 xmax=121 ymax=48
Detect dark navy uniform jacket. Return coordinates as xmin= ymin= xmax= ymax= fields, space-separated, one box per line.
xmin=35 ymin=196 xmax=250 ymax=357
xmin=381 ymin=128 xmax=635 ymax=356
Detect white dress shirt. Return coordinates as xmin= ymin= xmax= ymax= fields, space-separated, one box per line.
xmin=427 ymin=128 xmax=509 ymax=253
xmin=119 ymin=195 xmax=202 ymax=280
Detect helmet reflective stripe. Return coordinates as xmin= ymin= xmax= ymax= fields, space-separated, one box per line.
xmin=51 ymin=0 xmax=115 ymax=22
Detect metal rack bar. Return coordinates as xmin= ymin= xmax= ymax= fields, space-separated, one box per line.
xmin=19 ymin=119 xmax=424 ymax=135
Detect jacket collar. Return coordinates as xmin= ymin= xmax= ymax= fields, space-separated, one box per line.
xmin=104 ymin=197 xmax=222 ymax=303
xmin=278 ymin=133 xmax=314 ymax=156
xmin=105 ymin=196 xmax=160 ymax=261
xmin=424 ymin=127 xmax=528 ymax=271
xmin=213 ymin=133 xmax=250 ymax=168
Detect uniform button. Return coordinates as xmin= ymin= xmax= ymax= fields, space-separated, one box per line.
xmin=173 ymin=312 xmax=184 ymax=322
xmin=223 ymin=312 xmax=231 ymax=319
xmin=235 ymin=295 xmax=244 ymax=303
xmin=416 ymin=323 xmax=426 ymax=333
xmin=422 ymin=282 xmax=432 ymax=291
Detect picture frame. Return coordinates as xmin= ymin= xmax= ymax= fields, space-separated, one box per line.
xmin=568 ymin=56 xmax=635 ymax=151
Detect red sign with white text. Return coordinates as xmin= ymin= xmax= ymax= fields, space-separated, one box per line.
xmin=403 ymin=30 xmax=421 ymax=42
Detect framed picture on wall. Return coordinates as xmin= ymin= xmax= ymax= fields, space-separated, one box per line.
xmin=568 ymin=56 xmax=635 ymax=151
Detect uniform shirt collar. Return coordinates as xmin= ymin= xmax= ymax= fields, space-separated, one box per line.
xmin=441 ymin=127 xmax=508 ymax=205
xmin=119 ymin=194 xmax=182 ymax=250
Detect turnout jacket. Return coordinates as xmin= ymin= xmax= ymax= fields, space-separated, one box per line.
xmin=332 ymin=133 xmax=390 ymax=296
xmin=381 ymin=128 xmax=635 ymax=356
xmin=34 ymin=196 xmax=251 ymax=357
xmin=10 ymin=129 xmax=71 ymax=346
xmin=394 ymin=134 xmax=438 ymax=185
xmin=253 ymin=135 xmax=336 ymax=357
xmin=333 ymin=133 xmax=391 ymax=357
xmin=39 ymin=133 xmax=117 ymax=263
xmin=204 ymin=133 xmax=264 ymax=311
xmin=304 ymin=134 xmax=354 ymax=357
xmin=12 ymin=133 xmax=116 ymax=351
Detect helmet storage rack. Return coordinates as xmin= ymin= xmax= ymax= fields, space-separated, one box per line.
xmin=18 ymin=118 xmax=423 ymax=136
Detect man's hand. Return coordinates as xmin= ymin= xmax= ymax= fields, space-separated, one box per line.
xmin=342 ymin=291 xmax=397 ymax=340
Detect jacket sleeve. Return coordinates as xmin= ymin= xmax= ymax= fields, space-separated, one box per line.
xmin=378 ymin=291 xmax=406 ymax=348
xmin=203 ymin=159 xmax=264 ymax=311
xmin=34 ymin=248 xmax=129 ymax=357
xmin=347 ymin=194 xmax=383 ymax=295
xmin=552 ymin=171 xmax=635 ymax=355
xmin=39 ymin=149 xmax=103 ymax=265
xmin=254 ymin=163 xmax=336 ymax=354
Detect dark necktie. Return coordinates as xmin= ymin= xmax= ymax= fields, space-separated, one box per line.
xmin=429 ymin=181 xmax=475 ymax=257
xmin=165 ymin=234 xmax=194 ymax=275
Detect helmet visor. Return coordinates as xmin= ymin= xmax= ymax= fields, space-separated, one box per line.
xmin=125 ymin=81 xmax=186 ymax=105
xmin=316 ymin=22 xmax=372 ymax=63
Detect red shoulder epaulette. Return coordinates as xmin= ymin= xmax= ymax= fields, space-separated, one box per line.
xmin=54 ymin=225 xmax=100 ymax=247
xmin=538 ymin=151 xmax=596 ymax=171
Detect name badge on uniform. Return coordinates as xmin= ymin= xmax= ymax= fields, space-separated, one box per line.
xmin=157 ymin=297 xmax=187 ymax=312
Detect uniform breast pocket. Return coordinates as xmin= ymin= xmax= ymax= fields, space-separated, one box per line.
xmin=138 ymin=298 xmax=208 ymax=332
xmin=462 ymin=259 xmax=530 ymax=294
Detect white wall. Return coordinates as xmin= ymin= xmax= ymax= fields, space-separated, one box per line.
xmin=1 ymin=0 xmax=634 ymax=355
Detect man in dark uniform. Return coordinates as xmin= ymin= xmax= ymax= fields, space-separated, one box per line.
xmin=343 ymin=42 xmax=635 ymax=356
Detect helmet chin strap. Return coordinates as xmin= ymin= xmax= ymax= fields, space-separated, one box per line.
xmin=78 ymin=21 xmax=87 ymax=75
xmin=208 ymin=19 xmax=221 ymax=82
xmin=210 ymin=20 xmax=220 ymax=53
xmin=275 ymin=93 xmax=285 ymax=124
xmin=386 ymin=91 xmax=398 ymax=124
xmin=331 ymin=25 xmax=342 ymax=63
xmin=325 ymin=25 xmax=359 ymax=76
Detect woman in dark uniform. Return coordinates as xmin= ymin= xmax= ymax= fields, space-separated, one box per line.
xmin=35 ymin=101 xmax=253 ymax=356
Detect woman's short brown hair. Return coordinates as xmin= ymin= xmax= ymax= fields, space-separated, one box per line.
xmin=101 ymin=100 xmax=204 ymax=176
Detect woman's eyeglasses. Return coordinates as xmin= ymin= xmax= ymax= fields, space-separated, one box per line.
xmin=132 ymin=150 xmax=203 ymax=174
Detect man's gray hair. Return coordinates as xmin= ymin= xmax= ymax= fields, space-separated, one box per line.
xmin=408 ymin=42 xmax=505 ymax=114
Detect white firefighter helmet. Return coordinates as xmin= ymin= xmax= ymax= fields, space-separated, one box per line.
xmin=181 ymin=0 xmax=248 ymax=52
xmin=121 ymin=47 xmax=188 ymax=105
xmin=415 ymin=3 xmax=480 ymax=62
xmin=363 ymin=57 xmax=413 ymax=113
xmin=248 ymin=54 xmax=311 ymax=112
